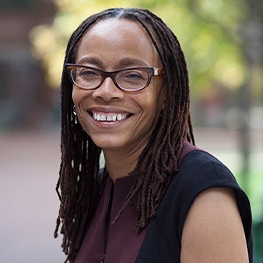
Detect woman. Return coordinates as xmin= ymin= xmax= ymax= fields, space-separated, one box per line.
xmin=54 ymin=8 xmax=253 ymax=263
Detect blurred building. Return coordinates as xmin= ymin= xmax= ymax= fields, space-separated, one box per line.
xmin=0 ymin=0 xmax=57 ymax=130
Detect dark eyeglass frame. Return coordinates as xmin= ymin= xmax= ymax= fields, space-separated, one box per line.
xmin=65 ymin=63 xmax=164 ymax=92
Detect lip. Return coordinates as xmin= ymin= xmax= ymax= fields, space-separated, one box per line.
xmin=87 ymin=106 xmax=133 ymax=125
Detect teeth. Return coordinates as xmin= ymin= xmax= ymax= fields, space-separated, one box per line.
xmin=92 ymin=112 xmax=128 ymax=122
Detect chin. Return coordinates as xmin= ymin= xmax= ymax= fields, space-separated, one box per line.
xmin=91 ymin=137 xmax=125 ymax=151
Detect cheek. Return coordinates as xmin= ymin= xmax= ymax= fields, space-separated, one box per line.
xmin=134 ymin=91 xmax=161 ymax=118
xmin=72 ymin=87 xmax=88 ymax=107
xmin=72 ymin=87 xmax=80 ymax=105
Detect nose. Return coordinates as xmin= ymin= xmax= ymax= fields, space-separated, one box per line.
xmin=92 ymin=77 xmax=124 ymax=101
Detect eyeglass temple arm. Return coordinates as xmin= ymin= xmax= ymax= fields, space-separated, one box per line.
xmin=154 ymin=68 xmax=165 ymax=76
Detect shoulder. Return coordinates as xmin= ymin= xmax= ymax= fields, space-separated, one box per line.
xmin=164 ymin=143 xmax=252 ymax=245
xmin=175 ymin=144 xmax=239 ymax=195
xmin=175 ymin=144 xmax=251 ymax=218
xmin=181 ymin=187 xmax=250 ymax=263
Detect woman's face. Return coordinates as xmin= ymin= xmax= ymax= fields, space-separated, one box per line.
xmin=72 ymin=18 xmax=166 ymax=153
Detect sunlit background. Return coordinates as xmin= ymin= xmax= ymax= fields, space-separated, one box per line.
xmin=0 ymin=0 xmax=262 ymax=262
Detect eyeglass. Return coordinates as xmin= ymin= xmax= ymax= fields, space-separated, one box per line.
xmin=66 ymin=63 xmax=164 ymax=92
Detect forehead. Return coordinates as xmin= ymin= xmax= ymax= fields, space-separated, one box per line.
xmin=76 ymin=18 xmax=161 ymax=67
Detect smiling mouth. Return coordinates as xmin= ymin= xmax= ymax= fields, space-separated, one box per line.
xmin=90 ymin=112 xmax=131 ymax=122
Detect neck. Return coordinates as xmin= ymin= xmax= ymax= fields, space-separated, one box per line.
xmin=103 ymin=147 xmax=144 ymax=183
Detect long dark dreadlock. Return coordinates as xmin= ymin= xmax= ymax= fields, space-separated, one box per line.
xmin=54 ymin=7 xmax=195 ymax=263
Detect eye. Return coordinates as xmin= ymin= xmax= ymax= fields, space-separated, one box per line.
xmin=78 ymin=68 xmax=100 ymax=79
xmin=121 ymin=70 xmax=146 ymax=82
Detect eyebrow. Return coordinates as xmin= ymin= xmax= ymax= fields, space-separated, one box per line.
xmin=77 ymin=56 xmax=103 ymax=67
xmin=118 ymin=58 xmax=148 ymax=67
xmin=76 ymin=56 xmax=148 ymax=68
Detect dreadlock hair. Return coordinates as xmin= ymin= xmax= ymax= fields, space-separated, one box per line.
xmin=54 ymin=7 xmax=195 ymax=262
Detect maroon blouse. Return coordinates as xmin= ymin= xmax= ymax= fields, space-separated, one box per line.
xmin=74 ymin=175 xmax=150 ymax=263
